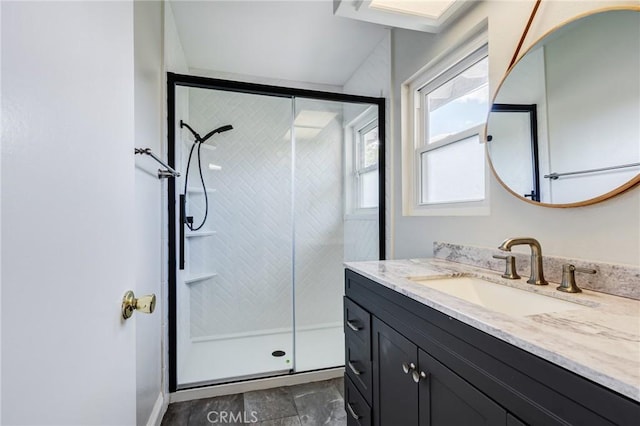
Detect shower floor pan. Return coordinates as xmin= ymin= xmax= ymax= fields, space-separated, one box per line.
xmin=178 ymin=325 xmax=344 ymax=388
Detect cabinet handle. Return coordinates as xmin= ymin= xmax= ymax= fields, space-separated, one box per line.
xmin=346 ymin=320 xmax=361 ymax=331
xmin=348 ymin=361 xmax=362 ymax=376
xmin=402 ymin=362 xmax=416 ymax=374
xmin=412 ymin=370 xmax=429 ymax=383
xmin=346 ymin=402 xmax=361 ymax=420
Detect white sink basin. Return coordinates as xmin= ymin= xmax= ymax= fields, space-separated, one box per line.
xmin=408 ymin=276 xmax=586 ymax=317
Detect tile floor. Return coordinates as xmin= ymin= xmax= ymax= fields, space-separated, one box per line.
xmin=161 ymin=378 xmax=346 ymax=426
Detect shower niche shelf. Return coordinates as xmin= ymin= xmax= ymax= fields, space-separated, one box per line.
xmin=186 ymin=231 xmax=217 ymax=238
xmin=184 ymin=272 xmax=218 ymax=285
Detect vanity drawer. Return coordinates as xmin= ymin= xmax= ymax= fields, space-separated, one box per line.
xmin=346 ymin=330 xmax=373 ymax=404
xmin=344 ymin=296 xmax=371 ymax=346
xmin=345 ymin=374 xmax=372 ymax=426
xmin=345 ymin=296 xmax=372 ymax=404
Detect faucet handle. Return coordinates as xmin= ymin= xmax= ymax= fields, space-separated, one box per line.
xmin=493 ymin=255 xmax=521 ymax=280
xmin=557 ymin=264 xmax=596 ymax=293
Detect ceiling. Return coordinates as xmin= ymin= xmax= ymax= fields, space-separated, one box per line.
xmin=169 ymin=0 xmax=390 ymax=86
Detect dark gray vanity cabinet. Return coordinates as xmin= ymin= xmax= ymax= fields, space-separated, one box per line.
xmin=344 ymin=269 xmax=640 ymax=426
xmin=373 ymin=317 xmax=506 ymax=426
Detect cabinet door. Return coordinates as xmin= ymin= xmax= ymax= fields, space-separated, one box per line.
xmin=372 ymin=318 xmax=419 ymax=426
xmin=418 ymin=350 xmax=506 ymax=426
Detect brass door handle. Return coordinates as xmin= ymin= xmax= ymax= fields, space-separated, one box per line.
xmin=122 ymin=291 xmax=156 ymax=320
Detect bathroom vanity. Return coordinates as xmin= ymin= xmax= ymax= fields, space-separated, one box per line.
xmin=343 ymin=259 xmax=640 ymax=425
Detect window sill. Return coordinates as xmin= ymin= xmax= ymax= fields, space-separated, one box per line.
xmin=404 ymin=201 xmax=490 ymax=217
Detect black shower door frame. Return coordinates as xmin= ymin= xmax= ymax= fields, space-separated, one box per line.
xmin=166 ymin=72 xmax=386 ymax=392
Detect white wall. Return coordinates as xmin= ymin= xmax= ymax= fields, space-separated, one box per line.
xmin=165 ymin=1 xmax=189 ymax=75
xmin=134 ymin=1 xmax=164 ymax=424
xmin=392 ymin=1 xmax=640 ymax=266
xmin=2 ymin=1 xmax=137 ymax=424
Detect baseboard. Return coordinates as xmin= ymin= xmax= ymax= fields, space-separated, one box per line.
xmin=146 ymin=392 xmax=168 ymax=426
xmin=169 ymin=367 xmax=344 ymax=403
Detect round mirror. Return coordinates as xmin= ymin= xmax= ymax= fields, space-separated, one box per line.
xmin=487 ymin=8 xmax=640 ymax=207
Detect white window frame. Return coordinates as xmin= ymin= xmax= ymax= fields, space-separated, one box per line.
xmin=355 ymin=119 xmax=379 ymax=209
xmin=401 ymin=27 xmax=490 ymax=216
xmin=345 ymin=107 xmax=379 ymax=219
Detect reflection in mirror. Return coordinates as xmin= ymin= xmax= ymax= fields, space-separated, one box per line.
xmin=487 ymin=9 xmax=640 ymax=206
xmin=490 ymin=104 xmax=540 ymax=201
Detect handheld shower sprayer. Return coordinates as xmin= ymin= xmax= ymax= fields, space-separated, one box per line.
xmin=180 ymin=120 xmax=233 ymax=144
xmin=201 ymin=124 xmax=233 ymax=143
xmin=179 ymin=120 xmax=233 ymax=233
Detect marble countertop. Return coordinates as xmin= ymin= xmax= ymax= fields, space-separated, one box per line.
xmin=345 ymin=258 xmax=640 ymax=402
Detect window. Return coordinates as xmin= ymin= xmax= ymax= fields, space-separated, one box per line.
xmin=418 ymin=54 xmax=488 ymax=204
xmin=420 ymin=134 xmax=485 ymax=203
xmin=356 ymin=120 xmax=379 ymax=209
xmin=402 ymin=35 xmax=490 ymax=216
xmin=346 ymin=107 xmax=379 ymax=215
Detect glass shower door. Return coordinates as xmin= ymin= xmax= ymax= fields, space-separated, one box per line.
xmin=175 ymin=86 xmax=295 ymax=387
xmin=293 ymin=98 xmax=380 ymax=372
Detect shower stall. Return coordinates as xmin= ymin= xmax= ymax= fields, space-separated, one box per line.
xmin=167 ymin=74 xmax=384 ymax=391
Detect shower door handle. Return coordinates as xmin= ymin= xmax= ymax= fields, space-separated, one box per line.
xmin=179 ymin=194 xmax=186 ymax=270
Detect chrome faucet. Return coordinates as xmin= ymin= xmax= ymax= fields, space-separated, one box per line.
xmin=498 ymin=237 xmax=548 ymax=285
